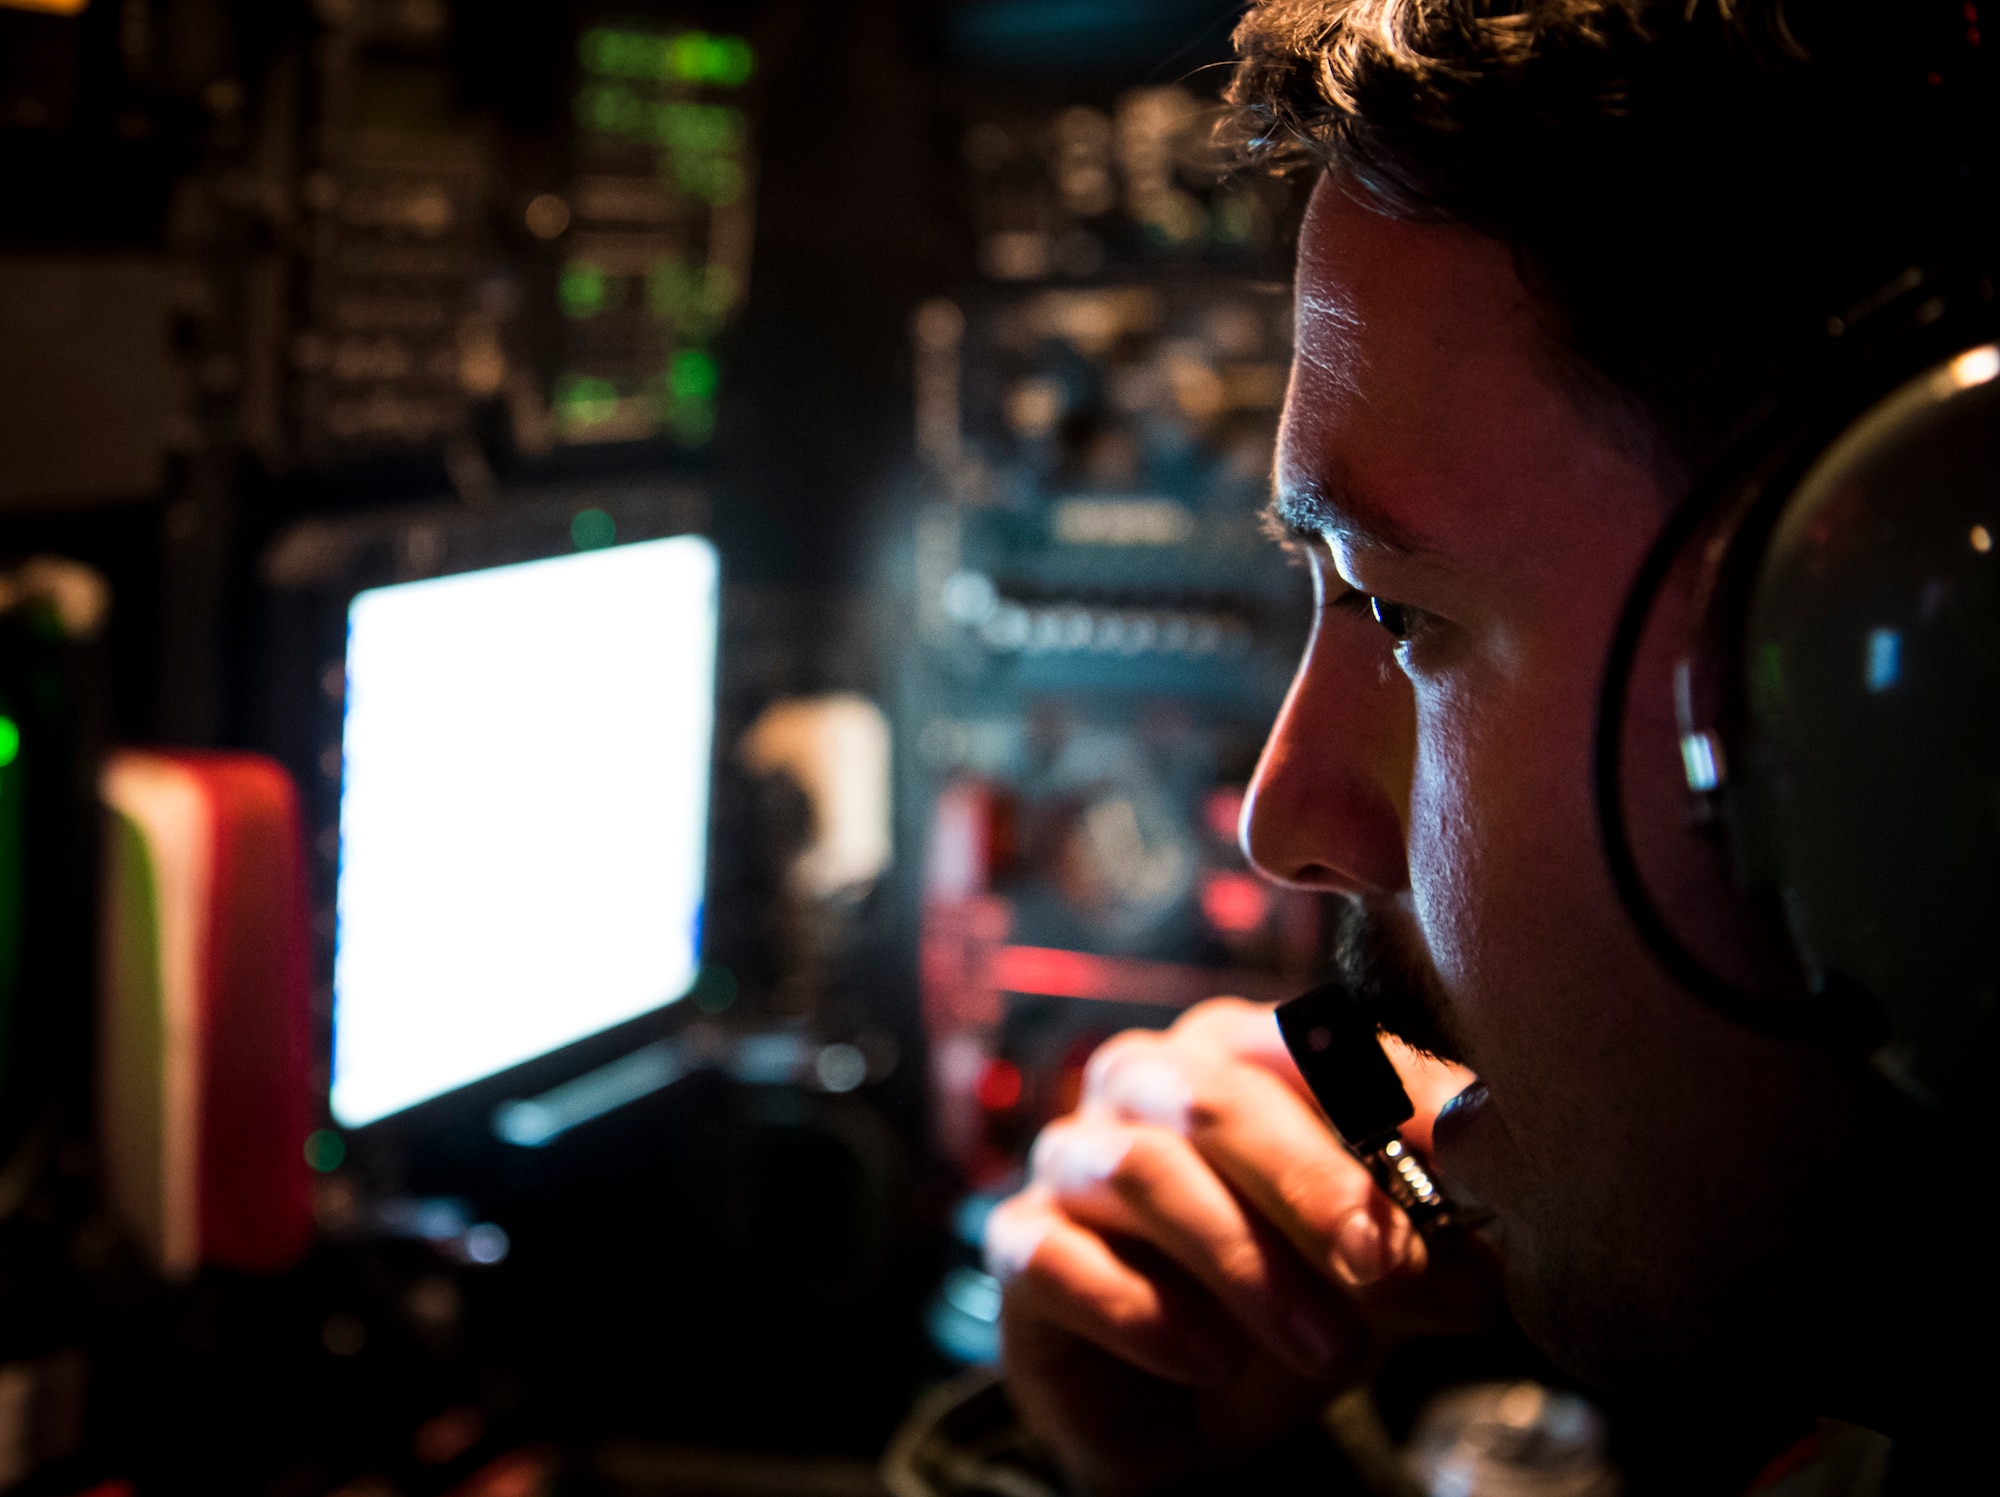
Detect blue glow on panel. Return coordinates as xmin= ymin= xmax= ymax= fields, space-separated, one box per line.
xmin=1866 ymin=628 xmax=1901 ymax=693
xmin=948 ymin=0 xmax=1241 ymax=66
xmin=956 ymin=0 xmax=1167 ymax=41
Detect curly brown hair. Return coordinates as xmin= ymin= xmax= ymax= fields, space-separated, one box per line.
xmin=1227 ymin=0 xmax=1983 ymax=467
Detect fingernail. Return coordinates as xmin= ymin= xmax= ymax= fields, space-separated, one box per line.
xmin=1333 ymin=1207 xmax=1393 ymax=1286
xmin=1099 ymin=1054 xmax=1193 ymax=1132
xmin=983 ymin=1206 xmax=1049 ymax=1283
xmin=1032 ymin=1125 xmax=1129 ymax=1192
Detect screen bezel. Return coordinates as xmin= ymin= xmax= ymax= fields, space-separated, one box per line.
xmin=257 ymin=482 xmax=726 ymax=1175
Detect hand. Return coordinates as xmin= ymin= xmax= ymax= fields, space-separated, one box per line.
xmin=986 ymin=997 xmax=1500 ymax=1496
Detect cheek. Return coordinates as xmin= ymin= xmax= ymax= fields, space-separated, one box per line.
xmin=1403 ymin=664 xmax=1617 ymax=1059
xmin=1404 ymin=691 xmax=1485 ymax=991
xmin=1402 ymin=670 xmax=1654 ymax=1286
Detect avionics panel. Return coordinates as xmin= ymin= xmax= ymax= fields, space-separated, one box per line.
xmin=331 ymin=533 xmax=719 ymax=1127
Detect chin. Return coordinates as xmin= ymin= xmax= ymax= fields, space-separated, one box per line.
xmin=1500 ymin=1256 xmax=1637 ymax=1394
xmin=1496 ymin=1205 xmax=1824 ymax=1425
xmin=1488 ymin=1217 xmax=1603 ymax=1377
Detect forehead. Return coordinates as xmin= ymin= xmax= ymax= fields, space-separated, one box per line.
xmin=1283 ymin=175 xmax=1647 ymax=559
xmin=1294 ymin=176 xmax=1534 ymax=396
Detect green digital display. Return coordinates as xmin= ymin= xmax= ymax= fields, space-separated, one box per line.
xmin=0 ymin=702 xmax=21 ymax=1097
xmin=579 ymin=27 xmax=755 ymax=88
xmin=556 ymin=25 xmax=754 ymax=449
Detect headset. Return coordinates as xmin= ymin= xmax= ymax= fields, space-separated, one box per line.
xmin=1592 ymin=264 xmax=2000 ymax=1121
xmin=1281 ymin=4 xmax=2000 ymax=1169
xmin=1591 ymin=8 xmax=2000 ymax=1122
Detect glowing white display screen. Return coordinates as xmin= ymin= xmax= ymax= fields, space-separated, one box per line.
xmin=330 ymin=535 xmax=719 ymax=1128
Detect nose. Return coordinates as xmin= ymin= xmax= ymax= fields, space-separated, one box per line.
xmin=1240 ymin=599 xmax=1413 ymax=895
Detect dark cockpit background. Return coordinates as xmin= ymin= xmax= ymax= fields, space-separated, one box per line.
xmin=0 ymin=3 xmax=1405 ymax=1492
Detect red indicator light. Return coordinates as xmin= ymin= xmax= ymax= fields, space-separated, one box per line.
xmin=1200 ymin=870 xmax=1271 ymax=934
xmin=976 ymin=1059 xmax=1024 ymax=1112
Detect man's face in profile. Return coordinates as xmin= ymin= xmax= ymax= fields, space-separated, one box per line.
xmin=1242 ymin=175 xmax=1885 ymax=1396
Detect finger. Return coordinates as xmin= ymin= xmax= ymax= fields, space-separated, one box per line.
xmin=1162 ymin=1011 xmax=1476 ymax=1197
xmin=1078 ymin=1030 xmax=1197 ymax=1128
xmin=1030 ymin=1117 xmax=1367 ymax=1381
xmin=987 ymin=1190 xmax=1247 ymax=1388
xmin=1166 ymin=1047 xmax=1503 ymax=1337
xmin=1085 ymin=1037 xmax=1411 ymax=1291
xmin=1167 ymin=997 xmax=1300 ymax=1076
xmin=1168 ymin=999 xmax=1473 ymax=1124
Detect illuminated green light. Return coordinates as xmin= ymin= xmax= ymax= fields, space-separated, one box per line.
xmin=669 ymin=32 xmax=756 ymax=86
xmin=0 ymin=717 xmax=17 ymax=769
xmin=667 ymin=33 xmax=709 ymax=80
xmin=669 ymin=393 xmax=716 ymax=447
xmin=580 ymin=27 xmax=753 ymax=87
xmin=555 ymin=374 xmax=621 ymax=428
xmin=304 ymin=1129 xmax=346 ymax=1173
xmin=667 ymin=349 xmax=719 ymax=401
xmin=710 ymin=37 xmax=755 ymax=86
xmin=571 ymin=508 xmax=617 ymax=550
xmin=559 ymin=261 xmax=608 ymax=319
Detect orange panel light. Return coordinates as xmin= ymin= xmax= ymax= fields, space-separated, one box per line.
xmin=0 ymin=0 xmax=91 ymax=13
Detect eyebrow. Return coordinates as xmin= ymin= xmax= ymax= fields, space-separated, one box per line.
xmin=1263 ymin=473 xmax=1436 ymax=557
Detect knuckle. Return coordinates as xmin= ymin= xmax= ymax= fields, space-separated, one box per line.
xmin=1211 ymin=1236 xmax=1276 ymax=1298
xmin=1036 ymin=1119 xmax=1137 ymax=1195
xmin=1100 ymin=1281 xmax=1167 ymax=1339
xmin=1272 ymin=1152 xmax=1367 ymax=1239
xmin=1171 ymin=1056 xmax=1253 ymax=1134
xmin=1026 ymin=1119 xmax=1074 ymax=1178
xmin=1083 ymin=1030 xmax=1161 ymax=1091
xmin=1088 ymin=1043 xmax=1196 ymax=1131
xmin=1106 ymin=1127 xmax=1173 ymax=1193
xmin=984 ymin=1192 xmax=1058 ymax=1282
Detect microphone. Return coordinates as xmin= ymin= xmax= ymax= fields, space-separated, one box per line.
xmin=1275 ymin=981 xmax=1465 ymax=1236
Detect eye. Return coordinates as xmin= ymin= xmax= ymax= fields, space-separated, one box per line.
xmin=1369 ymin=595 xmax=1424 ymax=642
xmin=1327 ymin=587 xmax=1431 ymax=649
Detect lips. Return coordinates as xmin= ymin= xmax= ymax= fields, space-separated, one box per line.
xmin=1424 ymin=1088 xmax=1504 ymax=1224
xmin=1431 ymin=1079 xmax=1489 ymax=1155
xmin=1427 ymin=1079 xmax=1499 ymax=1228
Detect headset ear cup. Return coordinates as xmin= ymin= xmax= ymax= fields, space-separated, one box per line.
xmin=1735 ymin=348 xmax=2000 ymax=1115
xmin=1597 ymin=458 xmax=1821 ymax=1030
xmin=1599 ymin=327 xmax=2000 ymax=1116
